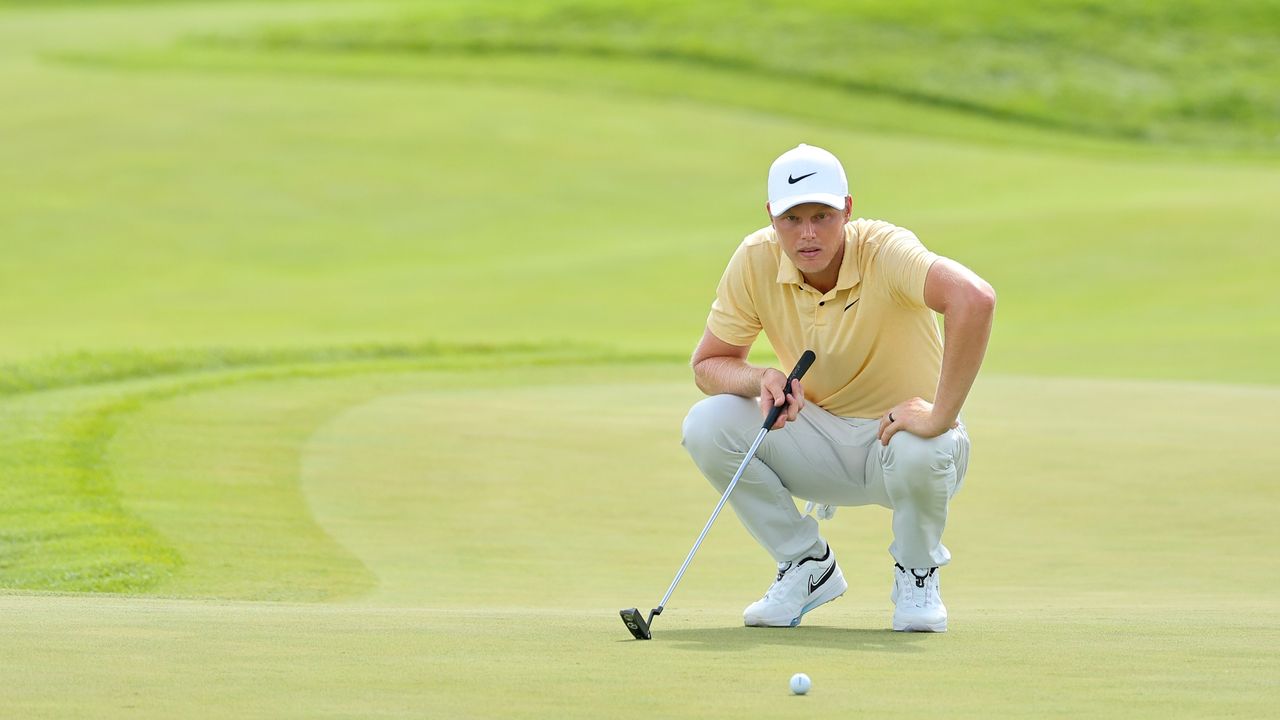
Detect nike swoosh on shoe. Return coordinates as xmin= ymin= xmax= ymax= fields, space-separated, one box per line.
xmin=808 ymin=563 xmax=836 ymax=594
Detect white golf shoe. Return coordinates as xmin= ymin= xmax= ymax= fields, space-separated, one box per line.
xmin=891 ymin=563 xmax=948 ymax=632
xmin=743 ymin=544 xmax=847 ymax=627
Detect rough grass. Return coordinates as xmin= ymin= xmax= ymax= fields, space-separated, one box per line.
xmin=206 ymin=0 xmax=1280 ymax=151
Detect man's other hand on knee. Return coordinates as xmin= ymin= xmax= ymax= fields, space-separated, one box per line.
xmin=878 ymin=397 xmax=957 ymax=445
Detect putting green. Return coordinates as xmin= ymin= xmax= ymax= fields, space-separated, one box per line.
xmin=1 ymin=593 xmax=1273 ymax=719
xmin=105 ymin=364 xmax=1280 ymax=608
xmin=0 ymin=362 xmax=1274 ymax=718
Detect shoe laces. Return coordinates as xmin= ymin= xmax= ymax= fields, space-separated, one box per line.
xmin=762 ymin=561 xmax=796 ymax=599
xmin=774 ymin=562 xmax=793 ymax=583
xmin=763 ymin=545 xmax=831 ymax=599
xmin=895 ymin=563 xmax=938 ymax=607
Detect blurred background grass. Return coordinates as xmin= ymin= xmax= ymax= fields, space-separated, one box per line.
xmin=2 ymin=0 xmax=1277 ymax=382
xmin=218 ymin=0 xmax=1280 ymax=150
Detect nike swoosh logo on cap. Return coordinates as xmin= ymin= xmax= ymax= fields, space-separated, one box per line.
xmin=787 ymin=172 xmax=817 ymax=184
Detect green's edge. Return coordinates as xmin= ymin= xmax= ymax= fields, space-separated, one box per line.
xmin=0 ymin=342 xmax=686 ymax=594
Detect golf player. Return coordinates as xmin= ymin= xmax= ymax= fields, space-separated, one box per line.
xmin=682 ymin=143 xmax=995 ymax=632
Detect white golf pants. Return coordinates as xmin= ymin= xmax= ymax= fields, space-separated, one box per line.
xmin=682 ymin=394 xmax=969 ymax=569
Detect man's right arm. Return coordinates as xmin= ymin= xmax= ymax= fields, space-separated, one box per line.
xmin=690 ymin=327 xmax=802 ymax=430
xmin=690 ymin=327 xmax=758 ymax=396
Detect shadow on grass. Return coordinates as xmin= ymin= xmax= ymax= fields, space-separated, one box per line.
xmin=645 ymin=625 xmax=926 ymax=653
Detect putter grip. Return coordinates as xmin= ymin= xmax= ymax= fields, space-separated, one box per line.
xmin=762 ymin=350 xmax=816 ymax=430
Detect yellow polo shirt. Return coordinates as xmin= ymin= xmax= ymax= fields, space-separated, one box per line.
xmin=707 ymin=218 xmax=943 ymax=419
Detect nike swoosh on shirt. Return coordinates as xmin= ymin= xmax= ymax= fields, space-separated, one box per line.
xmin=844 ymin=299 xmax=859 ymax=312
xmin=808 ymin=563 xmax=836 ymax=595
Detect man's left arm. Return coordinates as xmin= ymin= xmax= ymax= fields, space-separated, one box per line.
xmin=879 ymin=257 xmax=996 ymax=444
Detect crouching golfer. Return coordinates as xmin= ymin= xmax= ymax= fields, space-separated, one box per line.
xmin=683 ymin=144 xmax=995 ymax=632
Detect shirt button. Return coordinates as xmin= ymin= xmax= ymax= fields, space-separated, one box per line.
xmin=819 ymin=301 xmax=825 ymax=306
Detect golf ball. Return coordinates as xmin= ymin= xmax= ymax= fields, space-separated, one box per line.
xmin=790 ymin=673 xmax=811 ymax=695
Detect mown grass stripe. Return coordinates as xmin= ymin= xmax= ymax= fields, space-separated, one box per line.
xmin=0 ymin=341 xmax=685 ymax=396
xmin=0 ymin=389 xmax=181 ymax=592
xmin=0 ymin=344 xmax=685 ymax=593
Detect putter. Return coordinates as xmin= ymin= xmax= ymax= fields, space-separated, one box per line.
xmin=621 ymin=350 xmax=816 ymax=640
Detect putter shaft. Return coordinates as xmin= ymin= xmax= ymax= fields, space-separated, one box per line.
xmin=620 ymin=350 xmax=815 ymax=640
xmin=653 ymin=424 xmax=770 ymax=614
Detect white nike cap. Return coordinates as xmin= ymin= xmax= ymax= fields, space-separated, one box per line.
xmin=767 ymin=143 xmax=849 ymax=217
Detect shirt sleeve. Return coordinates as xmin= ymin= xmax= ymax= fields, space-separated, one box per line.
xmin=706 ymin=242 xmax=763 ymax=346
xmin=875 ymin=226 xmax=939 ymax=309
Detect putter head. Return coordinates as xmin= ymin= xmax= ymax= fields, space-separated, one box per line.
xmin=619 ymin=608 xmax=652 ymax=640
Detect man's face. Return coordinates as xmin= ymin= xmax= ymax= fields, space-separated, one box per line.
xmin=770 ymin=199 xmax=852 ymax=281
